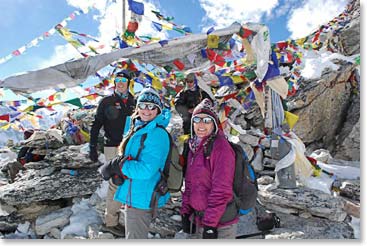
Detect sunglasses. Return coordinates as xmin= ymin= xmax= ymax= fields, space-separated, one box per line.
xmin=115 ymin=77 xmax=128 ymax=83
xmin=186 ymin=80 xmax=194 ymax=84
xmin=138 ymin=103 xmax=157 ymax=110
xmin=192 ymin=116 xmax=213 ymax=124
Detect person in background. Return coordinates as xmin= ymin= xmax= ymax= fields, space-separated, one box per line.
xmin=180 ymin=98 xmax=238 ymax=239
xmin=89 ymin=70 xmax=136 ymax=237
xmin=1 ymin=129 xmax=44 ymax=183
xmin=17 ymin=129 xmax=45 ymax=165
xmin=174 ymin=72 xmax=212 ymax=171
xmin=114 ymin=86 xmax=171 ymax=239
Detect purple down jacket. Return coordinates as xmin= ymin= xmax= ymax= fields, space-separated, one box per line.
xmin=180 ymin=130 xmax=238 ymax=228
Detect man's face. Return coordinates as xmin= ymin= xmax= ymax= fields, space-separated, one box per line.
xmin=185 ymin=79 xmax=195 ymax=89
xmin=114 ymin=76 xmax=129 ymax=93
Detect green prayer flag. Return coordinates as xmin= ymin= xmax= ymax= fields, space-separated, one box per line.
xmin=65 ymin=98 xmax=83 ymax=108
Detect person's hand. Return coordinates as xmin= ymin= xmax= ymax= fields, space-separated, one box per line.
xmin=89 ymin=145 xmax=98 ymax=162
xmin=181 ymin=214 xmax=196 ymax=234
xmin=202 ymin=226 xmax=218 ymax=239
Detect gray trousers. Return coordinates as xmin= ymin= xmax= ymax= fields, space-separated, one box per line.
xmin=104 ymin=146 xmax=121 ymax=227
xmin=123 ymin=206 xmax=152 ymax=239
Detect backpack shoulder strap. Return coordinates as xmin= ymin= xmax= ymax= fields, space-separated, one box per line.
xmin=157 ymin=125 xmax=172 ymax=179
xmin=203 ymin=134 xmax=221 ymax=158
xmin=135 ymin=133 xmax=147 ymax=160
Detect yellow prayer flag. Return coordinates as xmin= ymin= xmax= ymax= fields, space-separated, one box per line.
xmin=313 ymin=168 xmax=322 ymax=177
xmin=152 ymin=77 xmax=162 ymax=91
xmin=284 ymin=111 xmax=299 ymax=129
xmin=231 ymin=75 xmax=245 ymax=84
xmin=129 ymin=79 xmax=135 ymax=95
xmin=178 ymin=134 xmax=190 ymax=143
xmin=275 ymin=52 xmax=282 ymax=60
xmin=207 ymin=34 xmax=219 ymax=49
xmin=295 ymin=37 xmax=307 ymax=46
xmin=80 ymin=128 xmax=90 ymax=142
xmin=0 ymin=123 xmax=11 ymax=130
xmin=242 ymin=39 xmax=255 ymax=63
xmin=59 ymin=27 xmax=73 ymax=40
xmin=162 ymin=23 xmax=173 ymax=30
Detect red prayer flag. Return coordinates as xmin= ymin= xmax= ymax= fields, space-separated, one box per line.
xmin=127 ymin=21 xmax=139 ymax=33
xmin=238 ymin=27 xmax=253 ymax=39
xmin=312 ymin=31 xmax=320 ymax=43
xmin=277 ymin=41 xmax=288 ymax=50
xmin=173 ymin=59 xmax=185 ymax=70
xmin=209 ymin=65 xmax=216 ymax=74
xmin=0 ymin=114 xmax=10 ymax=122
xmin=206 ymin=49 xmax=225 ymax=67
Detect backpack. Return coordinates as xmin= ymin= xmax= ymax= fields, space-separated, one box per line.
xmin=136 ymin=125 xmax=183 ymax=195
xmin=230 ymin=143 xmax=258 ymax=213
xmin=205 ymin=139 xmax=258 ymax=222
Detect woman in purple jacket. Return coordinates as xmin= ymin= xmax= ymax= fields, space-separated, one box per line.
xmin=180 ymin=98 xmax=238 ymax=239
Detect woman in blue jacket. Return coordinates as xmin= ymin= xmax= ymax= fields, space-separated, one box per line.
xmin=114 ymin=86 xmax=171 ymax=239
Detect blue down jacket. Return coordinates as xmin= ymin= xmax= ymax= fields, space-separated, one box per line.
xmin=114 ymin=109 xmax=171 ymax=209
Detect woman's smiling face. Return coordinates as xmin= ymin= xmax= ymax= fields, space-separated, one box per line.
xmin=193 ymin=113 xmax=214 ymax=138
xmin=138 ymin=103 xmax=158 ymax=122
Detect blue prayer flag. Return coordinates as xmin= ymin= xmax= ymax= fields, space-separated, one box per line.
xmin=128 ymin=0 xmax=144 ymax=15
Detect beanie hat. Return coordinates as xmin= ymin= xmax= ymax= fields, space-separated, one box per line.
xmin=115 ymin=70 xmax=131 ymax=80
xmin=191 ymin=98 xmax=219 ymax=135
xmin=185 ymin=72 xmax=196 ymax=82
xmin=137 ymin=86 xmax=163 ymax=113
xmin=185 ymin=72 xmax=197 ymax=87
xmin=114 ymin=70 xmax=131 ymax=87
xmin=24 ymin=129 xmax=35 ymax=140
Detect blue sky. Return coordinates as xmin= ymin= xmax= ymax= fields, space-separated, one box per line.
xmin=0 ymin=0 xmax=349 ymax=81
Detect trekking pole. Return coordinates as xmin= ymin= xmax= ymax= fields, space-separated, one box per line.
xmin=236 ymin=230 xmax=271 ymax=239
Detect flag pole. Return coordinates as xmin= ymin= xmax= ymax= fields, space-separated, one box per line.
xmin=122 ymin=0 xmax=126 ymax=32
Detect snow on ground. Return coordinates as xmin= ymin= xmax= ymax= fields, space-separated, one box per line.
xmin=300 ymin=49 xmax=359 ymax=79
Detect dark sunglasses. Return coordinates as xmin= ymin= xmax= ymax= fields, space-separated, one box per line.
xmin=186 ymin=80 xmax=194 ymax=84
xmin=192 ymin=116 xmax=213 ymax=124
xmin=138 ymin=103 xmax=157 ymax=110
xmin=115 ymin=77 xmax=128 ymax=83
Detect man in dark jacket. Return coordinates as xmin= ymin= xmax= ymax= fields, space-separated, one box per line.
xmin=89 ymin=70 xmax=135 ymax=236
xmin=174 ymin=73 xmax=212 ymax=134
xmin=174 ymin=72 xmax=212 ymax=171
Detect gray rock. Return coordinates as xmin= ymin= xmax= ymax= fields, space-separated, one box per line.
xmin=263 ymin=157 xmax=277 ymax=169
xmin=257 ymin=175 xmax=274 ymax=185
xmin=239 ymin=133 xmax=260 ymax=147
xmin=258 ymin=187 xmax=347 ymax=221
xmin=267 ymin=212 xmax=354 ymax=239
xmin=252 ymin=148 xmax=264 ymax=172
xmin=237 ymin=142 xmax=254 ymax=161
xmin=0 ymin=168 xmax=102 ymax=205
xmin=260 ymin=137 xmax=270 ymax=148
xmin=35 ymin=207 xmax=72 ymax=235
xmin=49 ymin=227 xmax=61 ymax=239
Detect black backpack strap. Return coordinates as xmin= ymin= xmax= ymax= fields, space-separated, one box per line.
xmin=157 ymin=125 xmax=172 ymax=179
xmin=203 ymin=134 xmax=220 ymax=158
xmin=135 ymin=133 xmax=147 ymax=160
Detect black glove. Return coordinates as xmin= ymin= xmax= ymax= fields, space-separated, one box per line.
xmin=111 ymin=174 xmax=125 ymax=186
xmin=202 ymin=226 xmax=218 ymax=239
xmin=99 ymin=155 xmax=126 ymax=181
xmin=182 ymin=214 xmax=196 ymax=234
xmin=89 ymin=145 xmax=98 ymax=162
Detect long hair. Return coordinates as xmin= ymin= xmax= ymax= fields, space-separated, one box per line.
xmin=118 ymin=110 xmax=139 ymax=155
